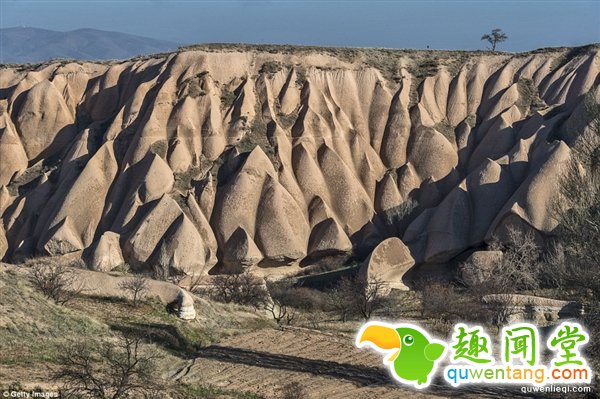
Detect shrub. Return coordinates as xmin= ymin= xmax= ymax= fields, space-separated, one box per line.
xmin=269 ymin=282 xmax=327 ymax=311
xmin=548 ymin=96 xmax=600 ymax=303
xmin=327 ymin=276 xmax=389 ymax=321
xmin=220 ymin=87 xmax=237 ymax=109
xmin=264 ymin=299 xmax=296 ymax=326
xmin=277 ymin=112 xmax=298 ymax=129
xmin=118 ymin=276 xmax=149 ymax=307
xmin=379 ymin=198 xmax=418 ymax=236
xmin=413 ymin=58 xmax=439 ymax=79
xmin=27 ymin=259 xmax=83 ymax=305
xmin=173 ymin=164 xmax=203 ymax=193
xmin=462 ymin=227 xmax=545 ymax=295
xmin=294 ymin=67 xmax=307 ymax=87
xmin=260 ymin=61 xmax=282 ymax=75
xmin=516 ymin=78 xmax=546 ymax=115
xmin=149 ymin=140 xmax=168 ymax=159
xmin=54 ymin=336 xmax=160 ymax=399
xmin=420 ymin=280 xmax=488 ymax=323
xmin=208 ymin=272 xmax=269 ymax=308
xmin=266 ymin=281 xmax=332 ymax=326
xmin=434 ymin=119 xmax=456 ymax=143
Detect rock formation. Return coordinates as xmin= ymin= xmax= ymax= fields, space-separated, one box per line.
xmin=1 ymin=45 xmax=599 ymax=282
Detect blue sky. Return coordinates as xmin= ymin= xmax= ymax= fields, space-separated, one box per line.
xmin=1 ymin=0 xmax=599 ymax=52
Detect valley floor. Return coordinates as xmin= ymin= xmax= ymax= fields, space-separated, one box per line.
xmin=0 ymin=263 xmax=551 ymax=398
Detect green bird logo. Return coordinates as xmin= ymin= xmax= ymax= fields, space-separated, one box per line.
xmin=356 ymin=321 xmax=447 ymax=388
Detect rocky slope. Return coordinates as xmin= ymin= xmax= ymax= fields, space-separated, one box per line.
xmin=0 ymin=45 xmax=598 ymax=280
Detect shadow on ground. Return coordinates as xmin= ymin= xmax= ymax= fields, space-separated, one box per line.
xmin=193 ymin=345 xmax=536 ymax=398
xmin=108 ymin=320 xmax=539 ymax=398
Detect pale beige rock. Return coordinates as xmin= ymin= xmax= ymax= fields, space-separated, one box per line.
xmin=0 ymin=47 xmax=596 ymax=279
xmin=13 ymin=80 xmax=76 ymax=160
xmin=0 ymin=224 xmax=7 ymax=260
xmin=0 ymin=112 xmax=28 ymax=186
xmin=43 ymin=216 xmax=84 ymax=255
xmin=380 ymin=90 xmax=411 ymax=168
xmin=72 ymin=266 xmax=197 ymax=319
xmin=87 ymin=231 xmax=124 ymax=272
xmin=157 ymin=213 xmax=208 ymax=275
xmin=358 ymin=237 xmax=415 ymax=291
xmin=122 ymin=195 xmax=183 ymax=269
xmin=0 ymin=186 xmax=13 ymax=215
xmin=375 ymin=172 xmax=403 ymax=213
xmin=184 ymin=194 xmax=218 ymax=268
xmin=407 ymin=126 xmax=458 ymax=181
xmin=40 ymin=142 xmax=118 ymax=250
xmin=307 ymin=218 xmax=352 ymax=257
xmin=193 ymin=173 xmax=216 ymax=219
xmin=222 ymin=227 xmax=263 ymax=269
xmin=255 ymin=175 xmax=309 ymax=262
xmin=482 ymin=294 xmax=581 ymax=324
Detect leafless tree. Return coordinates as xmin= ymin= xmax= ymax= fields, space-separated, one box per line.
xmin=327 ymin=278 xmax=355 ymax=322
xmin=458 ymin=227 xmax=545 ymax=296
xmin=54 ymin=336 xmax=159 ymax=399
xmin=28 ymin=259 xmax=83 ymax=305
xmin=481 ymin=28 xmax=508 ymax=51
xmin=419 ymin=279 xmax=495 ymax=326
xmin=208 ymin=272 xmax=269 ymax=308
xmin=329 ymin=276 xmax=389 ymax=321
xmin=118 ymin=276 xmax=149 ymax=307
xmin=357 ymin=277 xmax=389 ymax=320
xmin=550 ymin=94 xmax=600 ymax=299
xmin=483 ymin=294 xmax=520 ymax=332
xmin=486 ymin=227 xmax=544 ymax=292
xmin=305 ymin=309 xmax=324 ymax=329
xmin=264 ymin=298 xmax=296 ymax=326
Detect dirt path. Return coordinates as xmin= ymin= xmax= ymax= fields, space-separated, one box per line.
xmin=168 ymin=327 xmax=531 ymax=399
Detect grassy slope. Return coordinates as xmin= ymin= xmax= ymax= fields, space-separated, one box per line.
xmin=0 ymin=264 xmax=271 ymax=398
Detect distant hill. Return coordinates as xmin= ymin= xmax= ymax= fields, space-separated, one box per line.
xmin=0 ymin=27 xmax=179 ymax=63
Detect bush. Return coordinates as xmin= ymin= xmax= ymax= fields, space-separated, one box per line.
xmin=379 ymin=198 xmax=418 ymax=236
xmin=264 ymin=299 xmax=296 ymax=326
xmin=268 ymin=281 xmax=327 ymax=311
xmin=208 ymin=272 xmax=269 ymax=308
xmin=327 ymin=276 xmax=389 ymax=321
xmin=54 ymin=336 xmax=160 ymax=399
xmin=149 ymin=140 xmax=167 ymax=159
xmin=420 ymin=280 xmax=489 ymax=323
xmin=549 ymin=95 xmax=600 ymax=302
xmin=461 ymin=227 xmax=545 ymax=295
xmin=260 ymin=61 xmax=282 ymax=75
xmin=220 ymin=87 xmax=237 ymax=109
xmin=266 ymin=281 xmax=332 ymax=327
xmin=27 ymin=259 xmax=83 ymax=305
xmin=118 ymin=276 xmax=149 ymax=307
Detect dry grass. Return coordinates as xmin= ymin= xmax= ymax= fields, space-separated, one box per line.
xmin=0 ymin=263 xmax=271 ymax=392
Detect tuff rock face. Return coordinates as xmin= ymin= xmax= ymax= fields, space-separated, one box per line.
xmin=1 ymin=45 xmax=599 ymax=279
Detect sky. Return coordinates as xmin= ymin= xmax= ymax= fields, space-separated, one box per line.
xmin=1 ymin=0 xmax=599 ymax=52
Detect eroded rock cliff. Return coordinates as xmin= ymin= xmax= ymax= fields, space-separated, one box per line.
xmin=1 ymin=45 xmax=598 ymax=279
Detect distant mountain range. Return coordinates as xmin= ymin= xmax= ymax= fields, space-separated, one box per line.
xmin=0 ymin=27 xmax=180 ymax=64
